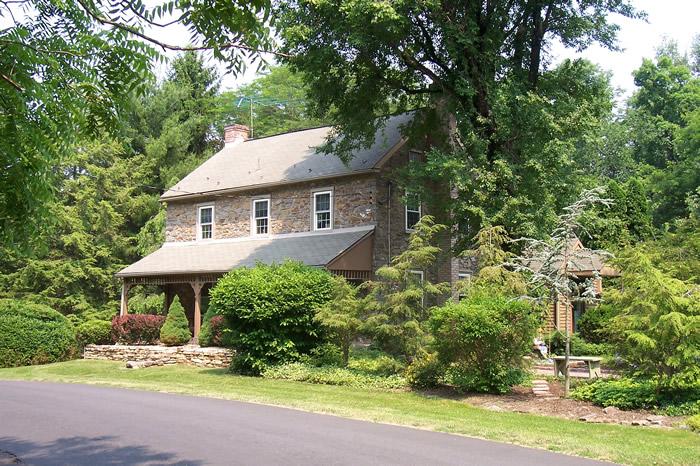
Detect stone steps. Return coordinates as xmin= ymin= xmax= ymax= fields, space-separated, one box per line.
xmin=531 ymin=379 xmax=554 ymax=398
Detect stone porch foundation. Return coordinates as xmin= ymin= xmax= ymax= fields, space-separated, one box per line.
xmin=83 ymin=344 xmax=234 ymax=368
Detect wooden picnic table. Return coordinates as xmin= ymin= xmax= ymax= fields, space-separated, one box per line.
xmin=552 ymin=355 xmax=602 ymax=378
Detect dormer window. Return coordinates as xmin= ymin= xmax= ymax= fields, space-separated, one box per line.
xmin=405 ymin=191 xmax=421 ymax=231
xmin=314 ymin=190 xmax=333 ymax=230
xmin=197 ymin=205 xmax=214 ymax=240
xmin=252 ymin=197 xmax=270 ymax=235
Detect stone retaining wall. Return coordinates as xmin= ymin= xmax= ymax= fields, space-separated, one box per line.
xmin=83 ymin=344 xmax=234 ymax=368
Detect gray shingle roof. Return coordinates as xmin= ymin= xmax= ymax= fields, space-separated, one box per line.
xmin=116 ymin=227 xmax=374 ymax=277
xmin=161 ymin=113 xmax=412 ymax=200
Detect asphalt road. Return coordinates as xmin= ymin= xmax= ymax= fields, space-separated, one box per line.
xmin=0 ymin=381 xmax=610 ymax=466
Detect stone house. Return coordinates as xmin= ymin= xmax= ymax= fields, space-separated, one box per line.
xmin=117 ymin=113 xmax=471 ymax=338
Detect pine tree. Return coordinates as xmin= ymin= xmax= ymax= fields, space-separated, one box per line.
xmin=362 ymin=216 xmax=450 ymax=359
xmin=160 ymin=297 xmax=192 ymax=346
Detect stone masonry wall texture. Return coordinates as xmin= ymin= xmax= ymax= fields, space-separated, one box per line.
xmin=165 ymin=175 xmax=376 ymax=242
xmin=83 ymin=344 xmax=234 ymax=368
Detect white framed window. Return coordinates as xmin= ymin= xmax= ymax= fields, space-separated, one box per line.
xmin=409 ymin=270 xmax=424 ymax=283
xmin=405 ymin=191 xmax=421 ymax=231
xmin=457 ymin=272 xmax=471 ymax=301
xmin=313 ymin=190 xmax=333 ymax=231
xmin=251 ymin=197 xmax=270 ymax=236
xmin=408 ymin=149 xmax=422 ymax=163
xmin=197 ymin=205 xmax=214 ymax=240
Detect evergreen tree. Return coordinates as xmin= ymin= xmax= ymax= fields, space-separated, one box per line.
xmin=362 ymin=216 xmax=450 ymax=359
xmin=160 ymin=297 xmax=192 ymax=346
xmin=314 ymin=276 xmax=363 ymax=366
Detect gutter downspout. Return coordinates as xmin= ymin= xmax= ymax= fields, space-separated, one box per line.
xmin=387 ymin=181 xmax=392 ymax=264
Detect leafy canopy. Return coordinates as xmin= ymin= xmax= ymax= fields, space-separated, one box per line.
xmin=0 ymin=0 xmax=274 ymax=247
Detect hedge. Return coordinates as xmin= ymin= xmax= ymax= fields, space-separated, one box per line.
xmin=209 ymin=261 xmax=334 ymax=374
xmin=76 ymin=320 xmax=113 ymax=346
xmin=0 ymin=299 xmax=77 ymax=368
xmin=429 ymin=294 xmax=540 ymax=393
xmin=111 ymin=314 xmax=165 ymax=344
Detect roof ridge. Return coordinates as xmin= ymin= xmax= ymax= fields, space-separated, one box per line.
xmin=244 ymin=124 xmax=332 ymax=142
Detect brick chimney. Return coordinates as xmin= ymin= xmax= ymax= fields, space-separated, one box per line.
xmin=224 ymin=124 xmax=250 ymax=146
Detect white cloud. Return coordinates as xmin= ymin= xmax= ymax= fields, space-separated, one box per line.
xmin=551 ymin=0 xmax=699 ymax=100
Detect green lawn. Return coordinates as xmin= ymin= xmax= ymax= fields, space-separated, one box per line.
xmin=1 ymin=360 xmax=698 ymax=465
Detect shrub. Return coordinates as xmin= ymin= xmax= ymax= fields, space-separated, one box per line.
xmin=346 ymin=349 xmax=405 ymax=376
xmin=0 ymin=299 xmax=77 ymax=368
xmin=572 ymin=378 xmax=700 ymax=412
xmin=607 ymin=249 xmax=700 ymax=387
xmin=405 ymin=353 xmax=444 ymax=389
xmin=547 ymin=331 xmax=613 ymax=357
xmin=314 ymin=276 xmax=362 ymax=365
xmin=300 ymin=343 xmax=344 ymax=367
xmin=429 ymin=294 xmax=540 ymax=393
xmin=209 ymin=261 xmax=334 ymax=375
xmin=577 ymin=304 xmax=616 ymax=344
xmin=129 ymin=293 xmax=165 ymax=315
xmin=198 ymin=308 xmax=225 ymax=347
xmin=159 ymin=296 xmax=192 ymax=346
xmin=111 ymin=314 xmax=165 ymax=344
xmin=261 ymin=362 xmax=406 ymax=390
xmin=687 ymin=414 xmax=700 ymax=433
xmin=76 ymin=320 xmax=112 ymax=346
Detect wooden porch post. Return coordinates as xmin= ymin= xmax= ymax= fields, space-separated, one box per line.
xmin=191 ymin=280 xmax=204 ymax=340
xmin=120 ymin=282 xmax=131 ymax=316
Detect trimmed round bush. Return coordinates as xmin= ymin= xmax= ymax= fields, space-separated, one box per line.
xmin=429 ymin=294 xmax=540 ymax=393
xmin=111 ymin=314 xmax=165 ymax=344
xmin=209 ymin=261 xmax=334 ymax=375
xmin=160 ymin=296 xmax=192 ymax=346
xmin=0 ymin=299 xmax=77 ymax=368
xmin=76 ymin=320 xmax=113 ymax=346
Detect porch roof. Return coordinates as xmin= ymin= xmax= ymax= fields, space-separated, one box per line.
xmin=116 ymin=226 xmax=374 ymax=278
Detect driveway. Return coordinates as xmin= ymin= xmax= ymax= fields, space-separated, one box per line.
xmin=0 ymin=381 xmax=610 ymax=465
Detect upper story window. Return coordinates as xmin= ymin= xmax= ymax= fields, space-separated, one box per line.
xmin=405 ymin=191 xmax=421 ymax=231
xmin=197 ymin=205 xmax=214 ymax=240
xmin=408 ymin=149 xmax=422 ymax=163
xmin=313 ymin=190 xmax=333 ymax=231
xmin=252 ymin=198 xmax=270 ymax=235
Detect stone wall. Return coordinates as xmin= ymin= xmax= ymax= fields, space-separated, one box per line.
xmin=83 ymin=344 xmax=234 ymax=368
xmin=372 ymin=148 xmax=474 ymax=296
xmin=165 ymin=175 xmax=376 ymax=242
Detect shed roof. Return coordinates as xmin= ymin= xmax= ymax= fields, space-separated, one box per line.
xmin=161 ymin=113 xmax=412 ymax=201
xmin=116 ymin=226 xmax=374 ymax=277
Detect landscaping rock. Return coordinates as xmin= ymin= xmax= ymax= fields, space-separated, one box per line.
xmin=484 ymin=404 xmax=504 ymax=412
xmin=603 ymin=406 xmax=621 ymax=415
xmin=631 ymin=420 xmax=650 ymax=426
xmin=579 ymin=414 xmax=597 ymax=422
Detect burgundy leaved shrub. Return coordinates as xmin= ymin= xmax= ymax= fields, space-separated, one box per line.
xmin=111 ymin=315 xmax=165 ymax=344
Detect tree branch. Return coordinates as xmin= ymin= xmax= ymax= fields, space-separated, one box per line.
xmin=0 ymin=39 xmax=84 ymax=57
xmin=74 ymin=0 xmax=290 ymax=58
xmin=0 ymin=71 xmax=23 ymax=91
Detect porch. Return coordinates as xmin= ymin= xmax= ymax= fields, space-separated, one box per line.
xmin=115 ymin=226 xmax=376 ymax=339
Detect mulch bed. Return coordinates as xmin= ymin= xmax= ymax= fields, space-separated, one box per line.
xmin=459 ymin=381 xmax=684 ymax=428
